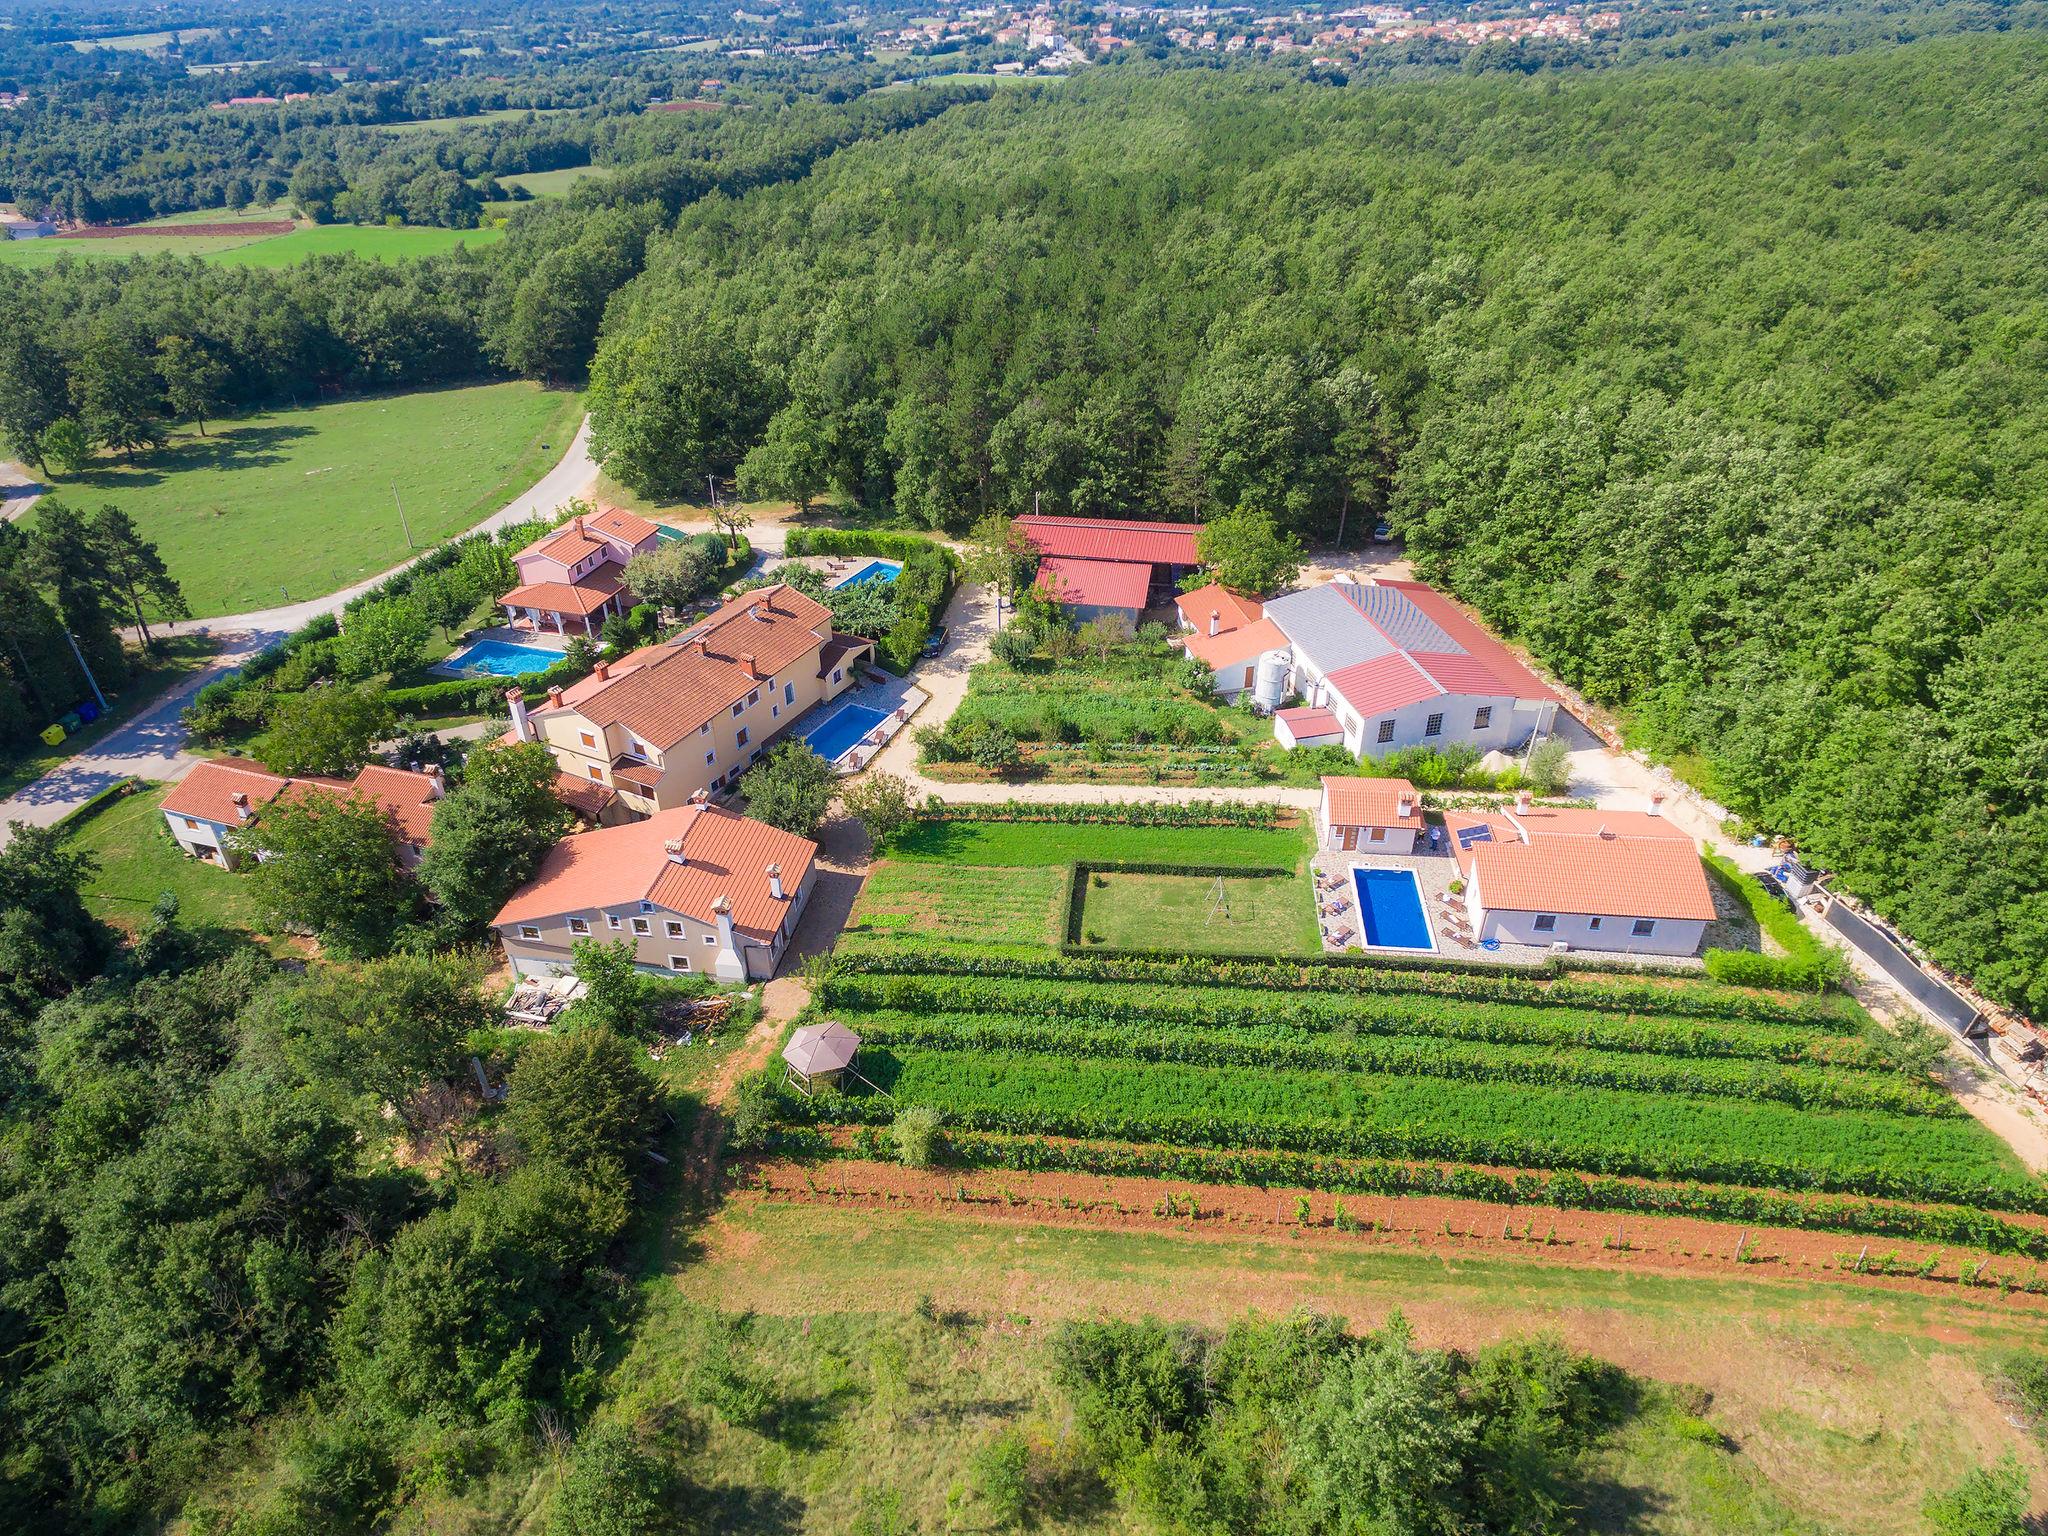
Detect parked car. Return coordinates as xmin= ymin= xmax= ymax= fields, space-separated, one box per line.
xmin=1372 ymin=520 xmax=1394 ymax=542
xmin=922 ymin=625 xmax=948 ymax=658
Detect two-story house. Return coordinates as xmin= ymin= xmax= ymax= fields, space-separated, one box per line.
xmin=493 ymin=796 xmax=818 ymax=981
xmin=159 ymin=758 xmax=443 ymax=870
xmin=500 ymin=507 xmax=663 ymax=636
xmin=506 ymin=583 xmax=873 ymax=820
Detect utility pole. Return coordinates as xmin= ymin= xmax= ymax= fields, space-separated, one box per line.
xmin=392 ymin=483 xmax=414 ymax=549
xmin=707 ymin=474 xmax=721 ymax=512
xmin=61 ymin=627 xmax=107 ymax=713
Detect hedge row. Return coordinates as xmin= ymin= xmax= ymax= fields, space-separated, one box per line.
xmin=835 ymin=1129 xmax=2048 ymax=1262
xmin=824 ymin=948 xmax=1861 ymax=1028
xmin=1701 ymin=853 xmax=1849 ymax=992
xmin=784 ymin=528 xmax=958 ymax=672
xmin=813 ymin=973 xmax=1896 ymax=1070
xmin=913 ymin=799 xmax=1286 ymax=828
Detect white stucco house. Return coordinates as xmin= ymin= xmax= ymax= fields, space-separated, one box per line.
xmin=159 ymin=757 xmax=443 ymax=871
xmin=1317 ymin=775 xmax=1426 ymax=854
xmin=1441 ymin=801 xmax=1715 ymax=956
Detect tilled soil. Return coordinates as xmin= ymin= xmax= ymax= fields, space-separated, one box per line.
xmin=729 ymin=1155 xmax=2048 ymax=1311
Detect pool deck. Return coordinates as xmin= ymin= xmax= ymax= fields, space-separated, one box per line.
xmin=430 ymin=624 xmax=571 ymax=677
xmin=784 ymin=667 xmax=928 ymax=775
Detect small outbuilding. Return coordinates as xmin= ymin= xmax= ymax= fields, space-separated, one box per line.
xmin=782 ymin=1021 xmax=862 ymax=1096
xmin=1318 ymin=775 xmax=1426 ymax=854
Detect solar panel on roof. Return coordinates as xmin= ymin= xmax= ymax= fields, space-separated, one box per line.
xmin=1456 ymin=824 xmax=1494 ymax=849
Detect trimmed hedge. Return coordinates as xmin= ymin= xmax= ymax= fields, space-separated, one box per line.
xmin=784 ymin=528 xmax=957 ymax=671
xmin=912 ymin=799 xmax=1285 ymax=828
xmin=1701 ymin=852 xmax=1848 ymax=992
xmin=53 ymin=775 xmax=143 ymax=832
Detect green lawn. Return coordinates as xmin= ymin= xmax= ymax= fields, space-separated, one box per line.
xmin=881 ymin=818 xmax=1310 ymax=869
xmin=67 ymin=782 xmax=270 ymax=937
xmin=844 ymin=861 xmax=1069 ymax=953
xmin=378 ymin=107 xmax=575 ymax=134
xmin=34 ymin=382 xmax=583 ymax=617
xmin=0 ymin=223 xmax=502 ymax=269
xmin=495 ymin=165 xmax=607 ymax=197
xmin=1077 ymin=869 xmax=1318 ymax=954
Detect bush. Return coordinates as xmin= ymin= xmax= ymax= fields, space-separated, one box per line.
xmin=969 ymin=1429 xmax=1032 ymax=1528
xmin=548 ymin=1425 xmax=687 ymax=1536
xmin=1924 ymin=1456 xmax=2030 ymax=1536
xmin=889 ymin=1103 xmax=945 ymax=1168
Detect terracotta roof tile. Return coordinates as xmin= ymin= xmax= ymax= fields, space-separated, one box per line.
xmin=1183 ymin=615 xmax=1287 ymax=669
xmin=1018 ymin=515 xmax=1201 ymax=566
xmin=1321 ymin=775 xmax=1425 ymax=830
xmin=494 ymin=803 xmax=817 ymax=940
xmin=159 ymin=759 xmax=291 ymax=826
xmin=1034 ymin=556 xmax=1151 ymax=611
xmin=1174 ymin=583 xmax=1263 ymax=632
xmin=1443 ymin=809 xmax=1712 ymax=921
xmin=502 ymin=572 xmax=626 ymax=616
xmin=1275 ymin=705 xmax=1344 ymax=741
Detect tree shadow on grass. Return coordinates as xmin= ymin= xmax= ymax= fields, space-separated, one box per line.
xmin=690 ymin=1482 xmax=804 ymax=1536
xmin=63 ymin=422 xmax=316 ymax=492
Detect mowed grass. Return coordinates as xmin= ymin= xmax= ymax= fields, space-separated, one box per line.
xmin=495 ymin=165 xmax=607 ymax=197
xmin=39 ymin=382 xmax=583 ymax=616
xmin=845 ymin=861 xmax=1067 ymax=953
xmin=668 ymin=1201 xmax=2048 ymax=1536
xmin=881 ymin=818 xmax=1310 ymax=869
xmin=1078 ymin=870 xmax=1318 ymax=954
xmin=67 ymin=783 xmax=269 ymax=936
xmin=0 ymin=223 xmax=502 ymax=269
xmin=377 ymin=107 xmax=575 ymax=134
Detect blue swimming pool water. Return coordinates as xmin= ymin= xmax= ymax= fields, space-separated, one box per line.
xmin=443 ymin=638 xmax=568 ymax=678
xmin=833 ymin=559 xmax=901 ymax=589
xmin=1350 ymin=866 xmax=1436 ymax=951
xmin=800 ymin=702 xmax=889 ymax=764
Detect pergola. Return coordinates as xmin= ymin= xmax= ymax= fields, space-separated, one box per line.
xmin=781 ymin=1020 xmax=862 ymax=1096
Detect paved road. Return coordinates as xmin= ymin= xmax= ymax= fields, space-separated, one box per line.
xmin=1 ymin=417 xmax=599 ymax=844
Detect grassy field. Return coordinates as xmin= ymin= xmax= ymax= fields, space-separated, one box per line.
xmin=65 ymin=25 xmax=217 ymax=49
xmin=378 ymin=107 xmax=575 ymax=134
xmin=646 ymin=1201 xmax=2048 ymax=1536
xmin=67 ymin=782 xmax=269 ymax=936
xmin=1077 ymin=869 xmax=1319 ymax=953
xmin=846 ymin=861 xmax=1069 ymax=952
xmin=0 ymin=223 xmax=502 ymax=269
xmin=881 ymin=816 xmax=1309 ymax=869
xmin=36 ymin=382 xmax=583 ymax=617
xmin=495 ymin=165 xmax=607 ymax=197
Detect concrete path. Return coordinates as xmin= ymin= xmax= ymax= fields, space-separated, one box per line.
xmin=2 ymin=417 xmax=600 ymax=844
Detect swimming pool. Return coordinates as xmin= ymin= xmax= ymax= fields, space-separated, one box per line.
xmin=830 ymin=559 xmax=901 ymax=590
xmin=441 ymin=638 xmax=568 ymax=678
xmin=799 ymin=702 xmax=889 ymax=764
xmin=1350 ymin=866 xmax=1437 ymax=952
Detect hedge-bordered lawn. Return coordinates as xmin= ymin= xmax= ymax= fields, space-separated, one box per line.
xmin=1076 ymin=870 xmax=1318 ymax=955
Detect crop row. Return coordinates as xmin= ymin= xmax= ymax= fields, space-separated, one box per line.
xmin=825 ymin=948 xmax=1861 ymax=1028
xmin=835 ymin=1008 xmax=1950 ymax=1116
xmin=815 ymin=973 xmax=1891 ymax=1070
xmin=789 ymin=1049 xmax=2040 ymax=1211
xmin=826 ymin=1129 xmax=2048 ymax=1262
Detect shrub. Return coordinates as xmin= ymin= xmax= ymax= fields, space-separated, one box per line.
xmin=890 ymin=1103 xmax=945 ymax=1168
xmin=1924 ymin=1456 xmax=2030 ymax=1536
xmin=548 ymin=1425 xmax=688 ymax=1536
xmin=1526 ymin=735 xmax=1572 ymax=794
xmin=969 ymin=1430 xmax=1032 ymax=1528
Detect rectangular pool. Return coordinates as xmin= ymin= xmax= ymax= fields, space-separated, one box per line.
xmin=830 ymin=559 xmax=901 ymax=590
xmin=441 ymin=638 xmax=568 ymax=678
xmin=800 ymin=702 xmax=889 ymax=764
xmin=1349 ymin=865 xmax=1437 ymax=952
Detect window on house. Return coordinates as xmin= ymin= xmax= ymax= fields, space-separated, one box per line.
xmin=783 ymin=682 xmax=795 ymax=705
xmin=1424 ymin=713 xmax=1445 ymax=738
xmin=831 ymin=668 xmax=842 ymax=684
xmin=1376 ymin=719 xmax=1396 ymax=744
xmin=586 ymin=765 xmax=604 ymax=781
xmin=183 ymin=817 xmax=199 ymax=830
xmin=747 ymin=689 xmax=759 ymax=707
xmin=518 ymin=925 xmax=540 ymax=941
xmin=1473 ymin=706 xmax=1492 ymax=730
xmin=1368 ymin=826 xmax=1385 ymax=842
xmin=579 ymin=731 xmax=596 ymax=747
xmin=749 ymin=748 xmax=763 ymax=764
xmin=669 ymin=955 xmax=691 ymax=972
xmin=1587 ymin=917 xmax=1603 ymax=932
xmin=631 ymin=918 xmax=650 ymax=936
xmin=1632 ymin=919 xmax=1657 ymax=937
xmin=705 ymin=751 xmax=716 ymax=766
xmin=1242 ymin=665 xmax=1255 ymax=688
xmin=699 ymin=722 xmax=711 ymax=736
xmin=736 ymin=727 xmax=750 ymax=748
xmin=703 ymin=934 xmax=716 ymax=945
xmin=666 ymin=921 xmax=684 ymax=938
xmin=1533 ymin=914 xmax=1557 ymax=933
xmin=731 ymin=701 xmax=744 ymax=718
xmin=607 ymin=914 xmax=622 ymax=930
xmin=569 ymin=917 xmax=590 ymax=935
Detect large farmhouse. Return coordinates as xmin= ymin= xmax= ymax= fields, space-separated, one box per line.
xmin=159 ymin=758 xmax=443 ymax=871
xmin=493 ymin=798 xmax=817 ymax=982
xmin=1441 ymin=802 xmax=1716 ymax=956
xmin=505 ymin=583 xmax=872 ymax=819
xmin=1180 ymin=577 xmax=1561 ymax=757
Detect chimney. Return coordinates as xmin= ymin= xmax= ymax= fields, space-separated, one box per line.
xmin=232 ymin=791 xmax=252 ymax=823
xmin=1396 ymin=790 xmax=1413 ymax=819
xmin=752 ymin=602 xmax=771 ymax=621
xmin=688 ymin=787 xmax=710 ymax=806
xmin=594 ymin=660 xmax=609 ymax=681
xmin=767 ymin=863 xmax=784 ymax=900
xmin=1647 ymin=792 xmax=1666 ymax=817
xmin=663 ymin=837 xmax=686 ymax=866
xmin=426 ymin=764 xmax=446 ymax=799
xmin=739 ymin=652 xmax=758 ymax=679
xmin=710 ymin=893 xmax=737 ymax=952
xmin=506 ymin=689 xmax=533 ymax=743
xmin=1514 ymin=789 xmax=1533 ymax=815
xmin=1597 ymin=823 xmax=1615 ymax=840
xmin=573 ymin=513 xmax=585 ymax=533
xmin=547 ymin=685 xmax=564 ymax=708
xmin=1209 ymin=609 xmax=1221 ymax=637
xmin=692 ymin=637 xmax=708 ymax=656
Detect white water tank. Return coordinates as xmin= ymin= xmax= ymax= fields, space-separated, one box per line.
xmin=1252 ymin=650 xmax=1291 ymax=711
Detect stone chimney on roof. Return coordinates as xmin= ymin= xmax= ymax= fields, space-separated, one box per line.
xmin=594 ymin=660 xmax=609 ymax=681
xmin=664 ymin=837 xmax=686 ymax=866
xmin=507 ymin=689 xmax=533 ymax=742
xmin=426 ymin=764 xmax=446 ymax=799
xmin=574 ymin=513 xmax=585 ymax=533
xmin=689 ymin=787 xmax=710 ymax=805
xmin=547 ymin=685 xmax=564 ymax=708
xmin=739 ymin=652 xmax=758 ymax=679
xmin=1647 ymin=792 xmax=1666 ymax=817
xmin=232 ymin=791 xmax=252 ymax=823
xmin=1396 ymin=789 xmax=1413 ymax=819
xmin=1209 ymin=609 xmax=1220 ymax=637
xmin=1514 ymin=789 xmax=1533 ymax=815
xmin=767 ymin=863 xmax=784 ymax=900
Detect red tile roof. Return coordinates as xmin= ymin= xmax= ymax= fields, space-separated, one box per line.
xmin=1183 ymin=614 xmax=1287 ymax=669
xmin=160 ymin=759 xmax=291 ymax=825
xmin=1321 ymin=775 xmax=1424 ymax=830
xmin=542 ymin=585 xmax=833 ymax=750
xmin=1275 ymin=705 xmax=1344 ymax=742
xmin=586 ymin=506 xmax=659 ymax=545
xmin=1018 ymin=514 xmax=1200 ymax=566
xmin=1379 ymin=581 xmax=1559 ymax=706
xmin=1443 ymin=808 xmax=1712 ymax=921
xmin=553 ymin=771 xmax=616 ymax=819
xmin=1175 ymin=583 xmax=1263 ymax=633
xmin=348 ymin=765 xmax=442 ymax=845
xmin=494 ymin=803 xmax=816 ymax=940
xmin=501 ymin=572 xmax=625 ymax=616
xmin=1034 ymin=556 xmax=1151 ymax=611
xmin=1325 ymin=651 xmax=1444 ymax=717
